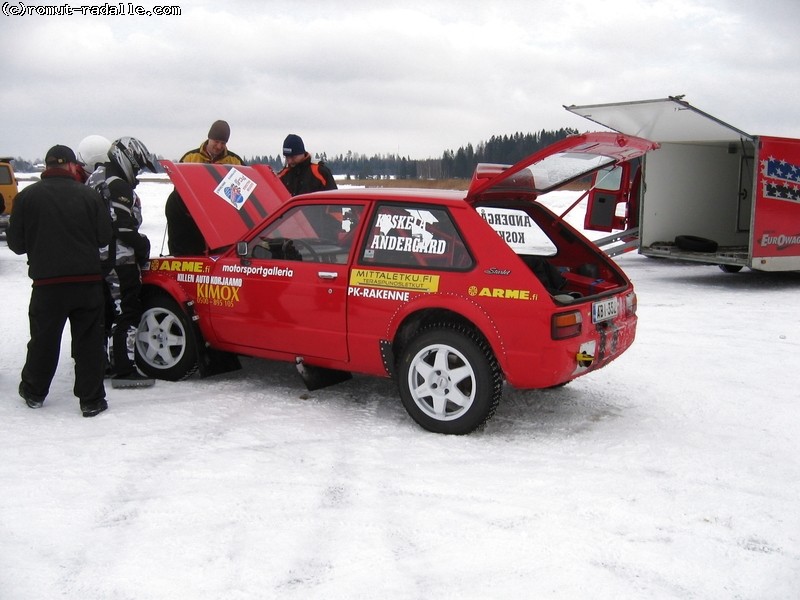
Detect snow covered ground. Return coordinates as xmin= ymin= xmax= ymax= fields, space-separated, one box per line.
xmin=1 ymin=178 xmax=798 ymax=599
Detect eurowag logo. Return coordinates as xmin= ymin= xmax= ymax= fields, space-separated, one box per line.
xmin=759 ymin=231 xmax=800 ymax=251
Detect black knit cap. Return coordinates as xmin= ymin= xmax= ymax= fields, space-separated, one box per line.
xmin=208 ymin=120 xmax=231 ymax=143
xmin=282 ymin=134 xmax=305 ymax=156
xmin=45 ymin=144 xmax=81 ymax=166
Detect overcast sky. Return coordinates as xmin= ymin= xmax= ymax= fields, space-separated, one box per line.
xmin=2 ymin=0 xmax=800 ymax=162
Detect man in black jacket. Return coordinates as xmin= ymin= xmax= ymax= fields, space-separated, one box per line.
xmin=278 ymin=134 xmax=337 ymax=196
xmin=8 ymin=145 xmax=113 ymax=417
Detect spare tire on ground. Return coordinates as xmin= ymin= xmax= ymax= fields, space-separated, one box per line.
xmin=674 ymin=235 xmax=718 ymax=252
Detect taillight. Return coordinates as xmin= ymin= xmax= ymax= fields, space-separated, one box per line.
xmin=551 ymin=310 xmax=582 ymax=339
xmin=625 ymin=291 xmax=637 ymax=315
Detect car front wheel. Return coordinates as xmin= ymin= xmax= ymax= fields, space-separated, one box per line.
xmin=135 ymin=293 xmax=198 ymax=381
xmin=398 ymin=324 xmax=502 ymax=434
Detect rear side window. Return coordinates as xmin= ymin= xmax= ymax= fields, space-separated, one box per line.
xmin=477 ymin=206 xmax=557 ymax=256
xmin=360 ymin=203 xmax=473 ymax=270
xmin=0 ymin=165 xmax=12 ymax=185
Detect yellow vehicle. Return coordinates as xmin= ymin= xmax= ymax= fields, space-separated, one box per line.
xmin=0 ymin=157 xmax=19 ymax=235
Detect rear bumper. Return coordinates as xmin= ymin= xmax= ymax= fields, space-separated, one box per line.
xmin=503 ymin=313 xmax=637 ymax=388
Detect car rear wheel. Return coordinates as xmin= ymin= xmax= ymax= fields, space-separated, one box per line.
xmin=398 ymin=324 xmax=502 ymax=434
xmin=135 ymin=293 xmax=198 ymax=381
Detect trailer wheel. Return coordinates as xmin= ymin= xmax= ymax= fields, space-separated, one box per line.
xmin=675 ymin=235 xmax=718 ymax=252
xmin=719 ymin=264 xmax=743 ymax=273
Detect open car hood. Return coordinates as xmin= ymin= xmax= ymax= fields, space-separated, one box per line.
xmin=465 ymin=132 xmax=658 ymax=202
xmin=564 ymin=95 xmax=752 ymax=143
xmin=161 ymin=161 xmax=291 ymax=250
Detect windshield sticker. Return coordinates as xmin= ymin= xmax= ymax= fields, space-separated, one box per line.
xmin=762 ymin=157 xmax=800 ymax=204
xmin=350 ymin=269 xmax=439 ymax=292
xmin=214 ymin=168 xmax=257 ymax=210
xmin=478 ymin=207 xmax=557 ymax=254
xmin=370 ymin=209 xmax=448 ymax=254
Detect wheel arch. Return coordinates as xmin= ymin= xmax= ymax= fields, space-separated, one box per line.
xmin=385 ymin=295 xmax=508 ymax=378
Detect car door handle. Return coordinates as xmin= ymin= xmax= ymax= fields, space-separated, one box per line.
xmin=318 ymin=271 xmax=338 ymax=280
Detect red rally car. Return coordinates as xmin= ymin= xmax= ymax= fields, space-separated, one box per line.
xmin=138 ymin=132 xmax=658 ymax=434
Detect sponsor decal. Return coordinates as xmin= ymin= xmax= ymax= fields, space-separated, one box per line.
xmin=350 ymin=269 xmax=440 ymax=292
xmin=479 ymin=207 xmax=534 ymax=245
xmin=369 ymin=235 xmax=447 ymax=254
xmin=759 ymin=231 xmax=800 ymax=251
xmin=468 ymin=285 xmax=538 ymax=301
xmin=761 ymin=157 xmax=800 ymax=204
xmin=148 ymin=259 xmax=208 ymax=274
xmin=214 ymin=168 xmax=257 ymax=210
xmin=347 ymin=287 xmax=411 ymax=301
xmin=371 ymin=209 xmax=447 ymax=255
xmin=485 ymin=267 xmax=512 ymax=276
xmin=221 ymin=263 xmax=294 ymax=278
xmin=194 ymin=274 xmax=243 ymax=308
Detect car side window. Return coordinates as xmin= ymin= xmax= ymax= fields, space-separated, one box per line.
xmin=360 ymin=203 xmax=473 ymax=269
xmin=477 ymin=206 xmax=558 ymax=256
xmin=250 ymin=204 xmax=364 ymax=264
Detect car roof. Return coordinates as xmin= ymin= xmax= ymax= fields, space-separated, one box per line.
xmin=292 ymin=187 xmax=467 ymax=203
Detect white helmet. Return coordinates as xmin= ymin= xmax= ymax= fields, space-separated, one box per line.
xmin=77 ymin=135 xmax=112 ymax=173
xmin=108 ymin=137 xmax=158 ymax=185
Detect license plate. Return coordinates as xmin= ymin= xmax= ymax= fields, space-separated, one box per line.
xmin=592 ymin=297 xmax=619 ymax=323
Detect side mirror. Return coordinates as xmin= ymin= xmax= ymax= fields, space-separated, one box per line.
xmin=236 ymin=241 xmax=248 ymax=257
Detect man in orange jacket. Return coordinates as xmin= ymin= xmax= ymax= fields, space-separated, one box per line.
xmin=278 ymin=134 xmax=337 ymax=196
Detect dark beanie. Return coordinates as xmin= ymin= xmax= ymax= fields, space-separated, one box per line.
xmin=208 ymin=120 xmax=231 ymax=143
xmin=282 ymin=134 xmax=305 ymax=156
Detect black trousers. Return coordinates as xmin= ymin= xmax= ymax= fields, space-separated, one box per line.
xmin=21 ymin=282 xmax=106 ymax=404
xmin=105 ymin=263 xmax=143 ymax=376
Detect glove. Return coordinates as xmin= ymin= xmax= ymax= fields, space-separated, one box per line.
xmin=135 ymin=235 xmax=151 ymax=264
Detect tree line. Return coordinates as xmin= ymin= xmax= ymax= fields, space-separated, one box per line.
xmin=9 ymin=128 xmax=578 ymax=178
xmin=246 ymin=128 xmax=579 ymax=180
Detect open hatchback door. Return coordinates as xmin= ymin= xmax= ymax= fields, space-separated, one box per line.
xmin=161 ymin=161 xmax=291 ymax=251
xmin=465 ymin=132 xmax=658 ymax=202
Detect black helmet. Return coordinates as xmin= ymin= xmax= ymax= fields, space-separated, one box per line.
xmin=108 ymin=137 xmax=157 ymax=184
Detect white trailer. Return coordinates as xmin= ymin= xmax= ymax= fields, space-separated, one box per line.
xmin=565 ymin=96 xmax=800 ymax=272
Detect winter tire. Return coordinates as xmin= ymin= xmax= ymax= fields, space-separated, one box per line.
xmin=398 ymin=323 xmax=502 ymax=435
xmin=135 ymin=292 xmax=199 ymax=381
xmin=674 ymin=235 xmax=718 ymax=252
xmin=718 ymin=264 xmax=743 ymax=273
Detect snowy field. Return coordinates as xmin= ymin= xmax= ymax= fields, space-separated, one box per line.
xmin=1 ymin=177 xmax=798 ymax=599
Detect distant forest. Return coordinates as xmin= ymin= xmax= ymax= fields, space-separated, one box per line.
xmin=10 ymin=128 xmax=579 ymax=178
xmin=246 ymin=128 xmax=579 ymax=179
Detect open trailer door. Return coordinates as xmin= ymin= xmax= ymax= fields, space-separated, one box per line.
xmin=565 ymin=96 xmax=775 ymax=270
xmin=564 ymin=95 xmax=751 ymax=143
xmin=566 ymin=95 xmax=752 ymax=239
